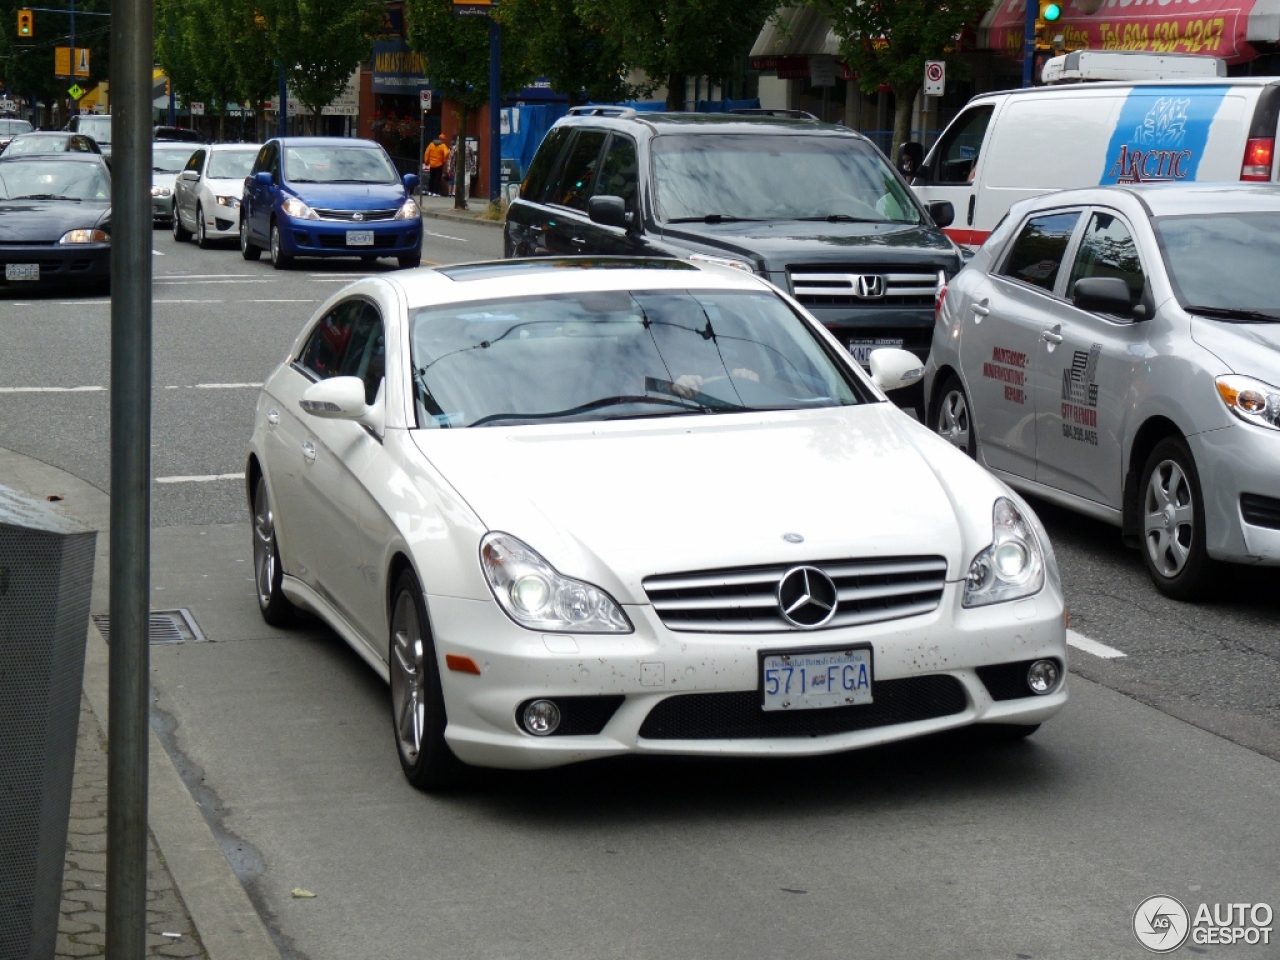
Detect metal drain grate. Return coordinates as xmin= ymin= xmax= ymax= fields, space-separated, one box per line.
xmin=91 ymin=608 xmax=206 ymax=645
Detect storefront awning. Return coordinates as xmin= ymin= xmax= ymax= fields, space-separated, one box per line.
xmin=980 ymin=0 xmax=1273 ymax=65
xmin=750 ymin=6 xmax=841 ymax=58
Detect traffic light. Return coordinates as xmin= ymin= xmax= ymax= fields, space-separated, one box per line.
xmin=1041 ymin=2 xmax=1062 ymax=22
xmin=17 ymin=9 xmax=32 ymax=38
xmin=1035 ymin=1 xmax=1062 ymax=50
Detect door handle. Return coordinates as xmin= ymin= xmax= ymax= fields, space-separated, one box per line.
xmin=571 ymin=237 xmax=587 ymax=246
xmin=971 ymin=302 xmax=990 ymax=317
xmin=1041 ymin=328 xmax=1064 ymax=345
xmin=966 ymin=195 xmax=976 ymax=227
xmin=301 ymin=441 xmax=316 ymax=463
xmin=266 ymin=408 xmax=280 ymax=426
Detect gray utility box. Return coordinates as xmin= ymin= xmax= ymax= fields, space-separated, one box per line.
xmin=0 ymin=485 xmax=97 ymax=960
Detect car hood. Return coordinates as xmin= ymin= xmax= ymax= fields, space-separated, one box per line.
xmin=280 ymin=181 xmax=405 ymax=209
xmin=206 ymin=176 xmax=246 ymax=197
xmin=153 ymin=172 xmax=178 ymax=190
xmin=1190 ymin=315 xmax=1280 ymax=380
xmin=659 ymin=219 xmax=959 ymax=270
xmin=412 ymin=404 xmax=997 ymax=604
xmin=0 ymin=200 xmax=110 ymax=242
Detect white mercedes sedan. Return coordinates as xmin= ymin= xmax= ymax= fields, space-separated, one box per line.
xmin=246 ymin=257 xmax=1068 ymax=790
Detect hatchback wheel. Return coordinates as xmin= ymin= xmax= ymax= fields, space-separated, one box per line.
xmin=1140 ymin=436 xmax=1216 ymax=600
xmin=240 ymin=217 xmax=261 ymax=261
xmin=934 ymin=375 xmax=975 ymax=457
xmin=172 ymin=208 xmax=191 ymax=242
xmin=252 ymin=475 xmax=296 ymax=626
xmin=270 ymin=222 xmax=292 ymax=270
xmin=389 ymin=570 xmax=463 ymax=791
xmin=195 ymin=205 xmax=211 ymax=249
xmin=398 ymin=254 xmax=422 ymax=270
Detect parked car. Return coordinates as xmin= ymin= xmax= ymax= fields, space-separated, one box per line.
xmin=154 ymin=126 xmax=206 ymax=144
xmin=67 ymin=114 xmax=112 ymax=158
xmin=172 ymin=142 xmax=260 ymax=247
xmin=3 ymin=132 xmax=100 ymax=157
xmin=912 ymin=71 xmax=1280 ymax=248
xmin=0 ymin=119 xmax=34 ymax=152
xmin=0 ymin=153 xmax=111 ymax=292
xmin=924 ymin=184 xmax=1280 ymax=599
xmin=246 ymin=256 xmax=1067 ymax=790
xmin=239 ymin=137 xmax=422 ymax=269
xmin=151 ymin=142 xmax=201 ymax=225
xmin=504 ymin=108 xmax=961 ymax=411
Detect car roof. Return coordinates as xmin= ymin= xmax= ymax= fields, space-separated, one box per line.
xmin=206 ymin=142 xmax=259 ymax=151
xmin=968 ymin=77 xmax=1280 ymax=105
xmin=0 ymin=150 xmax=104 ymax=163
xmin=274 ymin=137 xmax=382 ymax=148
xmin=1022 ymin=182 xmax=1280 ymax=217
xmin=558 ymin=110 xmax=863 ymax=139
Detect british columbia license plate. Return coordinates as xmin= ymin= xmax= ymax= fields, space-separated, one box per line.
xmin=848 ymin=338 xmax=903 ymax=366
xmin=346 ymin=230 xmax=374 ymax=246
xmin=761 ymin=646 xmax=873 ymax=712
xmin=5 ymin=263 xmax=39 ymax=281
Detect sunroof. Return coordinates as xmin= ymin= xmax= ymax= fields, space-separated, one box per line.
xmin=437 ymin=257 xmax=697 ymax=282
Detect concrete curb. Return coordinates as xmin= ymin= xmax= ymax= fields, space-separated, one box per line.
xmin=422 ymin=207 xmax=505 ymax=230
xmin=0 ymin=446 xmax=281 ymax=960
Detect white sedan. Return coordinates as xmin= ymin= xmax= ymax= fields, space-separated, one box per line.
xmin=246 ymin=258 xmax=1068 ymax=790
xmin=172 ymin=142 xmax=259 ymax=248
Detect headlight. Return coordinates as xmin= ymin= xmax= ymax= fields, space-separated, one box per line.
xmin=393 ymin=198 xmax=420 ymax=220
xmin=963 ymin=498 xmax=1045 ymax=607
xmin=57 ymin=229 xmax=109 ymax=244
xmin=216 ymin=195 xmax=240 ymax=209
xmin=688 ymin=253 xmax=755 ymax=274
xmin=151 ymin=186 xmax=171 ymax=198
xmin=1216 ymin=375 xmax=1280 ymax=431
xmin=281 ymin=196 xmax=318 ymax=220
xmin=480 ymin=532 xmax=632 ymax=633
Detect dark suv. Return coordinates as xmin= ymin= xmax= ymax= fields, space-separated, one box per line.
xmin=505 ymin=108 xmax=961 ymax=403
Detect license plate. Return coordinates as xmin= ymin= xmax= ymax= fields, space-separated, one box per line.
xmin=761 ymin=646 xmax=873 ymax=712
xmin=5 ymin=263 xmax=39 ymax=281
xmin=346 ymin=230 xmax=374 ymax=246
xmin=848 ymin=338 xmax=904 ymax=366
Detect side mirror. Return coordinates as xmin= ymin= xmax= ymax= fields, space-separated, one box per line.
xmin=927 ymin=200 xmax=954 ymax=229
xmin=588 ymin=195 xmax=629 ymax=230
xmin=1073 ymin=276 xmax=1134 ymax=316
xmin=868 ymin=348 xmax=925 ymax=392
xmin=254 ymin=170 xmax=273 ymax=187
xmin=403 ymin=172 xmax=419 ymax=192
xmin=298 ymin=376 xmax=384 ymax=433
xmin=180 ymin=170 xmax=199 ymax=181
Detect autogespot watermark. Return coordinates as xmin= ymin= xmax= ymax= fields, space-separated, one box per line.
xmin=1133 ymin=896 xmax=1274 ymax=953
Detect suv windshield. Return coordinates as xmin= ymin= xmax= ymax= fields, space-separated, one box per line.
xmin=77 ymin=116 xmax=111 ymax=144
xmin=0 ymin=159 xmax=109 ymax=201
xmin=652 ymin=134 xmax=921 ymax=224
xmin=1155 ymin=212 xmax=1280 ymax=321
xmin=0 ymin=120 xmax=32 ymax=136
xmin=409 ymin=289 xmax=864 ymax=427
xmin=284 ymin=145 xmax=397 ymax=184
xmin=208 ymin=150 xmax=256 ymax=179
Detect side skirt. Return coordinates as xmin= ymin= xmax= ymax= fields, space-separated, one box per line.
xmin=987 ymin=469 xmax=1124 ymax=528
xmin=280 ymin=575 xmax=390 ymax=684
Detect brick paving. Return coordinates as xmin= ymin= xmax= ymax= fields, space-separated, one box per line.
xmin=57 ymin=695 xmax=208 ymax=960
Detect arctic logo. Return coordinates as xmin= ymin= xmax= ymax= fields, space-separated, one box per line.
xmin=1135 ymin=97 xmax=1191 ymax=148
xmin=1100 ymin=87 xmax=1226 ymax=186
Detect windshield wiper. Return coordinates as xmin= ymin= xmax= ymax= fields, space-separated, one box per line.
xmin=470 ymin=392 xmax=747 ymax=427
xmin=794 ymin=215 xmax=888 ymax=223
xmin=1186 ymin=305 xmax=1280 ymax=323
xmin=666 ymin=214 xmax=762 ymax=224
xmin=9 ymin=193 xmax=78 ymax=201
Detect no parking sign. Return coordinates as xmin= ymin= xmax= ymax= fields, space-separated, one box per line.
xmin=924 ymin=61 xmax=945 ymax=97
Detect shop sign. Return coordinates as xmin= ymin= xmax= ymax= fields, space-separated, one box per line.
xmin=372 ymin=38 xmax=428 ymax=93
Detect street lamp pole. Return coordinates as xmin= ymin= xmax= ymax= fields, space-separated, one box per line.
xmin=1022 ymin=0 xmax=1037 ymax=87
xmin=488 ymin=16 xmax=500 ymax=203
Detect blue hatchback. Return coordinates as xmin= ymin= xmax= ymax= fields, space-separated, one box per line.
xmin=240 ymin=137 xmax=422 ymax=269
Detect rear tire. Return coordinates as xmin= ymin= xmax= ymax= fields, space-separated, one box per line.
xmin=252 ymin=475 xmax=297 ymax=627
xmin=172 ymin=208 xmax=191 ymax=242
xmin=1139 ymin=436 xmax=1216 ymax=600
xmin=933 ymin=375 xmax=976 ymax=458
xmin=270 ymin=222 xmax=292 ymax=270
xmin=240 ymin=217 xmax=261 ymax=261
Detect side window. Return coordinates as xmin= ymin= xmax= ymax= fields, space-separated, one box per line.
xmin=184 ymin=150 xmax=205 ymax=174
xmin=1067 ymin=211 xmax=1145 ymax=305
xmin=998 ymin=211 xmax=1081 ymax=293
xmin=268 ymin=144 xmax=281 ymax=182
xmin=547 ymin=130 xmax=607 ymax=211
xmin=253 ymin=143 xmax=271 ymax=174
xmin=520 ymin=126 xmax=571 ymax=202
xmin=591 ymin=134 xmax=639 ymax=214
xmin=931 ymin=105 xmax=994 ymax=184
xmin=296 ymin=301 xmax=385 ymax=406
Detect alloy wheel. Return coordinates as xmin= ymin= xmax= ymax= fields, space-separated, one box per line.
xmin=271 ymin=225 xmax=280 ymax=263
xmin=240 ymin=218 xmax=248 ymax=250
xmin=1143 ymin=459 xmax=1195 ymax=577
xmin=390 ymin=590 xmax=427 ymax=764
xmin=196 ymin=207 xmax=206 ymax=246
xmin=937 ymin=389 xmax=971 ymax=452
xmin=252 ymin=480 xmax=275 ymax=610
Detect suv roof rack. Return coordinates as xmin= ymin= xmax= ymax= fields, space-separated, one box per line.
xmin=568 ymin=106 xmax=638 ymax=118
xmin=728 ymin=108 xmax=819 ymax=121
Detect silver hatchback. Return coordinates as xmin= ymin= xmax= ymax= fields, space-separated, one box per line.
xmin=924 ymin=184 xmax=1280 ymax=599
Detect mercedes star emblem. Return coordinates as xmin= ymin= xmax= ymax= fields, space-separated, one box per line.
xmin=782 ymin=532 xmax=804 ymax=544
xmin=777 ymin=566 xmax=838 ymax=628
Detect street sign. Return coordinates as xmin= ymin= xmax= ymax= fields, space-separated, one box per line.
xmin=189 ymin=101 xmax=204 ymax=115
xmin=924 ymin=60 xmax=945 ymax=97
xmin=67 ymin=83 xmax=84 ymax=100
xmin=76 ymin=47 xmax=89 ymax=77
xmin=420 ymin=88 xmax=432 ymax=112
xmin=55 ymin=47 xmax=90 ymax=78
xmin=453 ymin=0 xmax=492 ymax=16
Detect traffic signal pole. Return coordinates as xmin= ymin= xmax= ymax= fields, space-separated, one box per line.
xmin=1022 ymin=0 xmax=1036 ymax=87
xmin=67 ymin=0 xmax=75 ymax=115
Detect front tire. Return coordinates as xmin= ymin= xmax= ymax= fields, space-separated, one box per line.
xmin=933 ymin=375 xmax=976 ymax=458
xmin=389 ymin=570 xmax=463 ymax=791
xmin=270 ymin=222 xmax=292 ymax=270
xmin=397 ymin=254 xmax=422 ymax=270
xmin=240 ymin=217 xmax=261 ymax=261
xmin=1140 ymin=436 xmax=1216 ymax=600
xmin=172 ymin=208 xmax=191 ymax=242
xmin=252 ymin=475 xmax=297 ymax=626
xmin=195 ymin=205 xmax=211 ymax=249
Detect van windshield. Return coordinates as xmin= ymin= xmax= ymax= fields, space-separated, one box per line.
xmin=77 ymin=116 xmax=112 ymax=145
xmin=1155 ymin=212 xmax=1280 ymax=321
xmin=652 ymin=134 xmax=921 ymax=225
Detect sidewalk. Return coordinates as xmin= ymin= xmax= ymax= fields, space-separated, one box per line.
xmin=416 ymin=192 xmax=505 ymax=230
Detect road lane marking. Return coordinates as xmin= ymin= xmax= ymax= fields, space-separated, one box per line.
xmin=249 ymin=298 xmax=317 ymax=303
xmin=424 ymin=229 xmax=469 ymax=242
xmin=155 ymin=473 xmax=243 ymax=484
xmin=162 ymin=382 xmax=262 ymax=390
xmin=0 ymin=385 xmax=106 ymax=393
xmin=155 ymin=299 xmax=225 ymax=304
xmin=1067 ymin=630 xmax=1127 ymax=659
xmin=156 ymin=274 xmax=259 ymax=280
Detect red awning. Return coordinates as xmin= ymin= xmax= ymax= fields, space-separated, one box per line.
xmin=984 ymin=0 xmax=1260 ymax=64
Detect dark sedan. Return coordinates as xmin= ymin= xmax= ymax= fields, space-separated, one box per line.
xmin=3 ymin=132 xmax=101 ymax=157
xmin=0 ymin=154 xmax=111 ymax=292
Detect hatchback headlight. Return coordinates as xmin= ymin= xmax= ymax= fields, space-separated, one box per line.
xmin=394 ymin=198 xmax=420 ymax=220
xmin=480 ymin=532 xmax=632 ymax=633
xmin=1216 ymin=375 xmax=1280 ymax=431
xmin=151 ymin=186 xmax=171 ymax=198
xmin=281 ymin=196 xmax=318 ymax=220
xmin=216 ymin=195 xmax=240 ymax=209
xmin=963 ymin=498 xmax=1045 ymax=607
xmin=57 ymin=229 xmax=109 ymax=244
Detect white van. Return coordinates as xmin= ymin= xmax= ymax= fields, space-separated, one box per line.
xmin=912 ymin=77 xmax=1280 ymax=247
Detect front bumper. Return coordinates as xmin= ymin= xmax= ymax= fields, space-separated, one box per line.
xmin=428 ymin=581 xmax=1068 ymax=770
xmin=1191 ymin=422 xmax=1280 ymax=565
xmin=152 ymin=194 xmax=174 ymax=222
xmin=0 ymin=243 xmax=109 ymax=286
xmin=204 ymin=201 xmax=241 ymax=238
xmin=276 ymin=215 xmax=422 ymax=258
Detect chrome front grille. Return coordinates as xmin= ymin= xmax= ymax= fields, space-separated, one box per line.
xmin=312 ymin=208 xmax=398 ymax=222
xmin=789 ymin=267 xmax=944 ymax=308
xmin=643 ymin=556 xmax=948 ymax=633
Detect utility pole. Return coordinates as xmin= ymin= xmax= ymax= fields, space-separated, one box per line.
xmin=1022 ymin=0 xmax=1036 ymax=87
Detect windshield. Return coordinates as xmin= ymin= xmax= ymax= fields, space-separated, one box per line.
xmin=0 ymin=159 xmax=109 ymax=201
xmin=5 ymin=134 xmax=93 ymax=156
xmin=1155 ymin=212 xmax=1280 ymax=320
xmin=652 ymin=134 xmax=922 ymax=224
xmin=153 ymin=146 xmax=197 ymax=173
xmin=77 ymin=116 xmax=111 ymax=143
xmin=208 ymin=150 xmax=256 ymax=179
xmin=0 ymin=120 xmax=32 ymax=136
xmin=284 ymin=145 xmax=397 ymax=184
xmin=408 ymin=289 xmax=864 ymax=428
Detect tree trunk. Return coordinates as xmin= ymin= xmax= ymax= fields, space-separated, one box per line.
xmin=313 ymin=106 xmax=322 ymax=136
xmin=666 ymin=72 xmax=686 ymax=111
xmin=454 ymin=101 xmax=469 ymax=210
xmin=218 ymin=111 xmax=226 ymax=141
xmin=891 ymin=82 xmax=920 ymax=158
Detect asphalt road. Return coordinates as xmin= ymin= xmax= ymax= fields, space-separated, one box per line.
xmin=1 ymin=223 xmax=1277 ymax=959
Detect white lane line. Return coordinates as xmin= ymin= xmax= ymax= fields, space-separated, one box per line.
xmin=1067 ymin=630 xmax=1127 ymax=659
xmin=307 ymin=273 xmax=368 ymax=278
xmin=157 ymin=279 xmax=275 ymax=286
xmin=155 ymin=473 xmax=242 ymax=484
xmin=163 ymin=382 xmax=262 ymax=390
xmin=156 ymin=274 xmax=258 ymax=281
xmin=155 ymin=299 xmax=225 ymax=304
xmin=250 ymin=298 xmax=317 ymax=303
xmin=58 ymin=300 xmax=110 ymax=305
xmin=0 ymin=385 xmax=105 ymax=393
xmin=152 ymin=250 xmax=165 ymax=256
xmin=424 ymin=229 xmax=469 ymax=242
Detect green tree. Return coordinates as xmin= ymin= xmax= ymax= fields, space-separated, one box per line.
xmin=807 ymin=0 xmax=992 ymax=152
xmin=574 ymin=0 xmax=780 ymax=109
xmin=0 ymin=0 xmax=112 ymax=125
xmin=500 ymin=0 xmax=633 ymax=105
xmin=156 ymin=0 xmax=210 ymax=114
xmin=191 ymin=0 xmax=240 ymax=138
xmin=268 ymin=0 xmax=379 ymax=131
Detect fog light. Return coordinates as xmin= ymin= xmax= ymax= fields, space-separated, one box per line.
xmin=521 ymin=699 xmax=560 ymax=736
xmin=1027 ymin=659 xmax=1060 ymax=695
